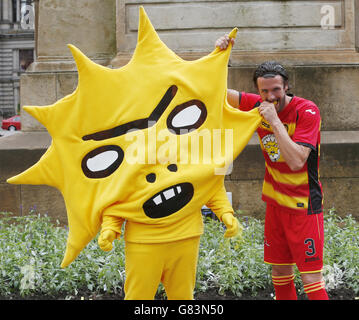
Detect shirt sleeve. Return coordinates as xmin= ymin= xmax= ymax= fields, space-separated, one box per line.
xmin=205 ymin=184 xmax=234 ymax=221
xmin=238 ymin=92 xmax=262 ymax=112
xmin=101 ymin=212 xmax=125 ymax=235
xmin=292 ymin=104 xmax=321 ymax=150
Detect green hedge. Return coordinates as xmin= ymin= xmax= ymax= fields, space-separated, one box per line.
xmin=0 ymin=209 xmax=358 ymax=299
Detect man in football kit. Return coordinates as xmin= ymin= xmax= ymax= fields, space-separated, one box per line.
xmin=216 ymin=35 xmax=329 ymax=300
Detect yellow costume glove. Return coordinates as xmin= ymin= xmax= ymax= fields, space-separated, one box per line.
xmin=98 ymin=229 xmax=119 ymax=252
xmin=222 ymin=213 xmax=243 ymax=239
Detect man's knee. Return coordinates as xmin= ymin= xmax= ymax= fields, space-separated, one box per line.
xmin=300 ymin=271 xmax=323 ymax=285
xmin=272 ymin=264 xmax=294 ymax=276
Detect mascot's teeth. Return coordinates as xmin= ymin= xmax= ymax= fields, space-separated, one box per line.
xmin=163 ymin=188 xmax=175 ymax=200
xmin=153 ymin=195 xmax=162 ymax=205
xmin=153 ymin=186 xmax=183 ymax=205
xmin=144 ymin=183 xmax=194 ymax=219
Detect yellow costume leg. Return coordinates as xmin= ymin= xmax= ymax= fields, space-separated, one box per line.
xmin=124 ymin=241 xmax=164 ymax=300
xmin=124 ymin=236 xmax=200 ymax=300
xmin=162 ymin=236 xmax=200 ymax=300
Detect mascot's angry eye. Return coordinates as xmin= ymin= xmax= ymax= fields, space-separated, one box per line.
xmin=81 ymin=85 xmax=207 ymax=179
xmin=167 ymin=100 xmax=207 ymax=135
xmin=82 ymin=85 xmax=178 ymax=142
xmin=82 ymin=145 xmax=124 ymax=179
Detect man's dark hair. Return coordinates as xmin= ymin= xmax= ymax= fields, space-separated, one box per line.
xmin=253 ymin=61 xmax=289 ymax=89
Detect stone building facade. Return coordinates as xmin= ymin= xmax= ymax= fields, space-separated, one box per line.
xmin=0 ymin=0 xmax=34 ymax=119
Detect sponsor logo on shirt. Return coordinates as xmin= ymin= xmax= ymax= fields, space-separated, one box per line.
xmin=305 ymin=256 xmax=320 ymax=263
xmin=261 ymin=121 xmax=271 ymax=129
xmin=297 ymin=203 xmax=305 ymax=208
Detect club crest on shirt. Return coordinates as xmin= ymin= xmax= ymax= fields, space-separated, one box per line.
xmin=262 ymin=134 xmax=280 ymax=162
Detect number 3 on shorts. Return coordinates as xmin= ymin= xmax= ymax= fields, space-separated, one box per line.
xmin=304 ymin=238 xmax=316 ymax=256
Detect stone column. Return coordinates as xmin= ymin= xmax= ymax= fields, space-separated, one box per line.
xmin=21 ymin=0 xmax=117 ymax=131
xmin=3 ymin=0 xmax=117 ymax=222
xmin=2 ymin=0 xmax=11 ymax=21
xmin=355 ymin=0 xmax=359 ymax=51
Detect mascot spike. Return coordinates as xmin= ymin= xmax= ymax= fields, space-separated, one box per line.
xmin=7 ymin=146 xmax=58 ymax=187
xmin=7 ymin=162 xmax=47 ymax=185
xmin=132 ymin=6 xmax=180 ymax=63
xmin=67 ymin=44 xmax=100 ymax=74
xmin=138 ymin=6 xmax=159 ymax=44
xmin=211 ymin=27 xmax=238 ymax=56
xmin=23 ymin=105 xmax=51 ymax=128
xmin=228 ymin=27 xmax=238 ymax=39
xmin=61 ymin=241 xmax=82 ymax=268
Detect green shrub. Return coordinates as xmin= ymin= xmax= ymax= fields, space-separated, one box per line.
xmin=322 ymin=208 xmax=359 ymax=294
xmin=0 ymin=208 xmax=358 ymax=299
xmin=196 ymin=215 xmax=271 ymax=297
xmin=0 ymin=212 xmax=125 ymax=298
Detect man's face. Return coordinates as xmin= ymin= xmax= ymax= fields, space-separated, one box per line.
xmin=256 ymin=75 xmax=288 ymax=112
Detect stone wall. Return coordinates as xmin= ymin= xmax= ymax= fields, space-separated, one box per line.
xmin=1 ymin=0 xmax=359 ymax=223
xmin=20 ymin=72 xmax=77 ymax=131
xmin=2 ymin=130 xmax=358 ymax=224
xmin=228 ymin=65 xmax=359 ymax=131
xmin=34 ymin=0 xmax=116 ymax=66
xmin=226 ymin=131 xmax=359 ymax=219
xmin=120 ymin=1 xmax=347 ymax=51
xmin=0 ymin=131 xmax=67 ymax=224
xmin=113 ymin=0 xmax=359 ymax=65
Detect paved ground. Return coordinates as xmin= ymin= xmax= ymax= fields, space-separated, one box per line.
xmin=0 ymin=128 xmax=18 ymax=138
xmin=0 ymin=130 xmax=51 ymax=150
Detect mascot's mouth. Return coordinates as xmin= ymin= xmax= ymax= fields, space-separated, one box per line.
xmin=143 ymin=183 xmax=194 ymax=219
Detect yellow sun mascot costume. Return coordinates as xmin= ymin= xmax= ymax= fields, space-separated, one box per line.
xmin=8 ymin=7 xmax=261 ymax=299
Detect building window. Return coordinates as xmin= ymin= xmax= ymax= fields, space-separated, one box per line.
xmin=12 ymin=0 xmax=17 ymax=22
xmin=19 ymin=49 xmax=34 ymax=71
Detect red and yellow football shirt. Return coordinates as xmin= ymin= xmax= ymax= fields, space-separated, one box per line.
xmin=238 ymin=92 xmax=323 ymax=214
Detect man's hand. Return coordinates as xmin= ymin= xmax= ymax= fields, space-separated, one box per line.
xmin=222 ymin=213 xmax=243 ymax=239
xmin=98 ymin=229 xmax=119 ymax=252
xmin=258 ymin=101 xmax=280 ymax=127
xmin=215 ymin=35 xmax=235 ymax=50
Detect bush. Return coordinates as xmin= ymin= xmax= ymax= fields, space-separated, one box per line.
xmin=0 ymin=208 xmax=358 ymax=299
xmin=0 ymin=212 xmax=125 ymax=298
xmin=322 ymin=208 xmax=359 ymax=294
xmin=196 ymin=215 xmax=271 ymax=297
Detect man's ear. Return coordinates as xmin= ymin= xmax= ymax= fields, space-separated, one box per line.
xmin=284 ymin=81 xmax=289 ymax=92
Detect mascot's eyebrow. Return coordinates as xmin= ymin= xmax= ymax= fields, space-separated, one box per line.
xmin=82 ymin=85 xmax=178 ymax=141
